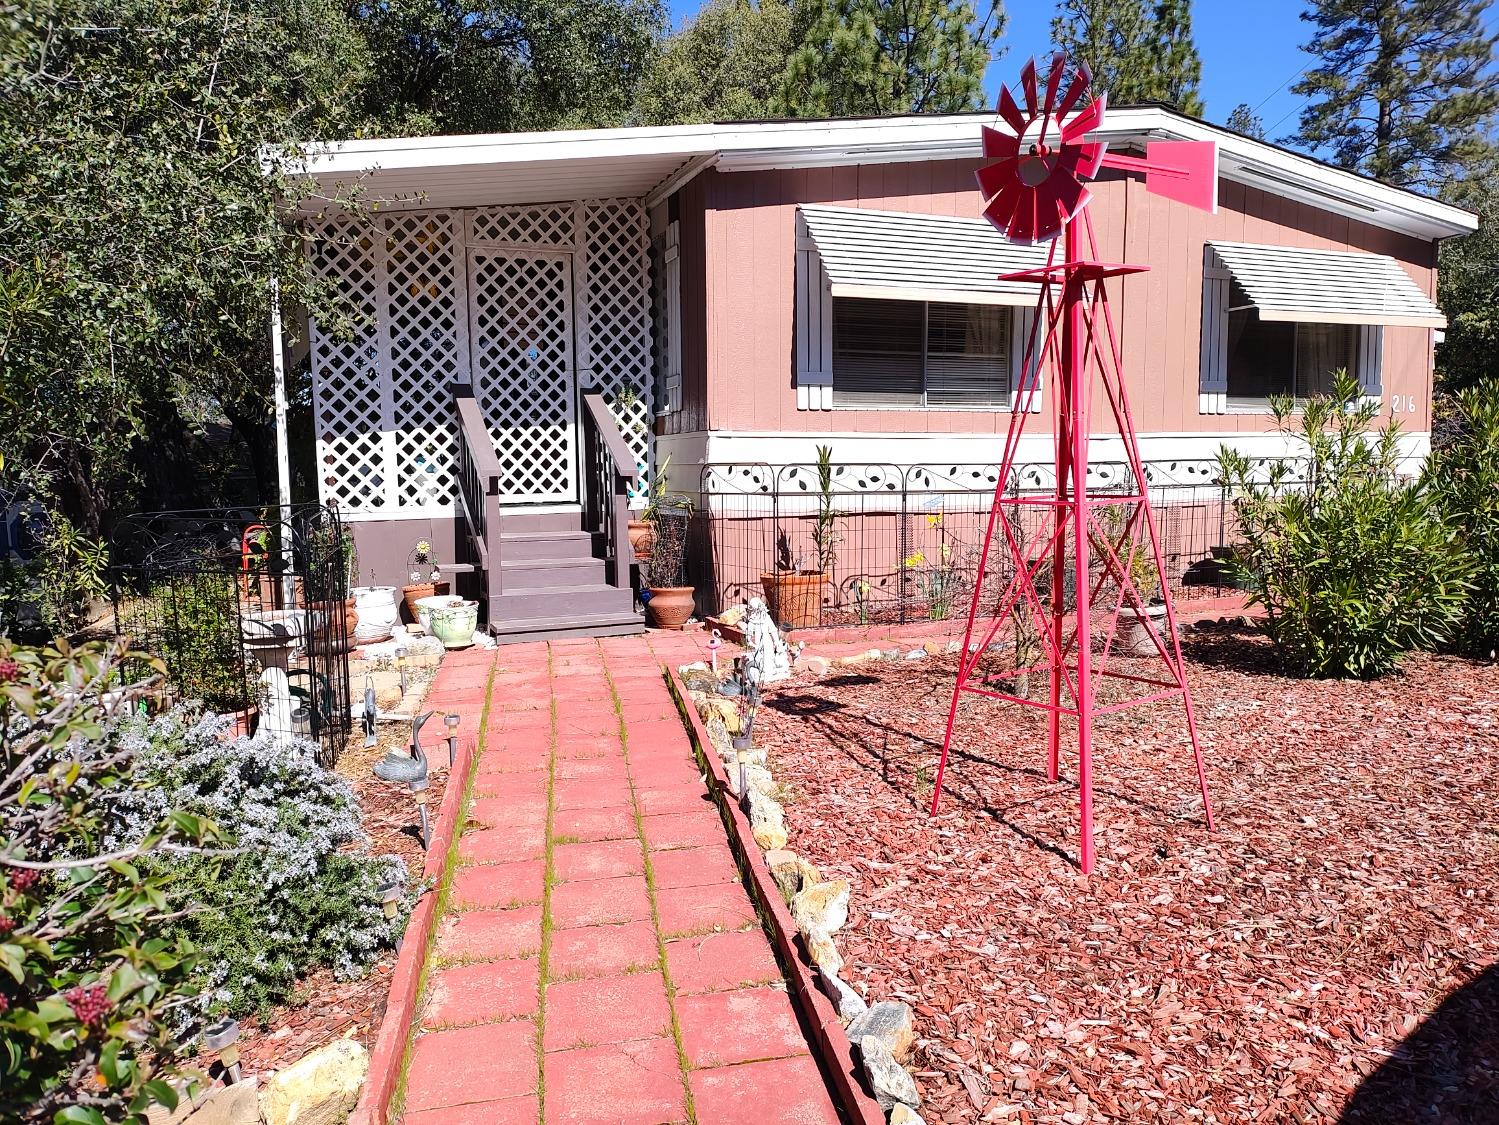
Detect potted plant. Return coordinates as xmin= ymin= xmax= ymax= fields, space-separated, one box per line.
xmin=303 ymin=522 xmax=360 ymax=647
xmin=352 ymin=568 xmax=399 ymax=644
xmin=761 ymin=445 xmax=838 ymax=628
xmin=1117 ymin=547 xmax=1168 ymax=656
xmin=402 ymin=538 xmax=449 ymax=621
xmin=643 ymin=496 xmax=696 ymax=629
xmin=631 ymin=453 xmax=678 ymax=561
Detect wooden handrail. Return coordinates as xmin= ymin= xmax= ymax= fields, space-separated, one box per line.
xmin=453 ymin=384 xmax=503 ymax=614
xmin=580 ymin=391 xmax=641 ymax=484
xmin=579 ymin=388 xmax=640 ymax=591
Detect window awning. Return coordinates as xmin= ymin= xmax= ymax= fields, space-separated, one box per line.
xmin=1207 ymin=240 xmax=1445 ymax=329
xmin=798 ymin=204 xmax=1049 ymax=307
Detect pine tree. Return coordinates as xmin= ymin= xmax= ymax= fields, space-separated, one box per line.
xmin=1146 ymin=0 xmax=1203 ymax=116
xmin=636 ymin=0 xmax=795 ymax=125
xmin=1227 ymin=102 xmax=1266 ymax=139
xmin=1049 ymin=0 xmax=1202 ymax=113
xmin=1291 ymin=0 xmax=1499 ymax=190
xmin=775 ymin=0 xmax=1005 ymax=117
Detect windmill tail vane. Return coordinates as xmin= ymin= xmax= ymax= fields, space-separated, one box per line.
xmin=929 ymin=52 xmax=1219 ymax=875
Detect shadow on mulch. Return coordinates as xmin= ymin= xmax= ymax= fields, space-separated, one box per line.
xmin=1179 ymin=627 xmax=1286 ymax=674
xmin=1339 ymin=963 xmax=1499 ymax=1124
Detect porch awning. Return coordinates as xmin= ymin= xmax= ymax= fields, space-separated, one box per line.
xmin=798 ymin=204 xmax=1050 ymax=307
xmin=1207 ymin=240 xmax=1445 ymax=328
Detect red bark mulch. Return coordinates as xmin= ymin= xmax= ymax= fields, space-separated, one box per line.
xmin=758 ymin=632 xmax=1499 ymax=1124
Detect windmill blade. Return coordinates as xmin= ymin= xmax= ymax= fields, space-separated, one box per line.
xmin=1061 ymin=95 xmax=1106 ymax=143
xmin=1041 ymin=53 xmax=1067 ymax=121
xmin=996 ymin=84 xmax=1027 ymax=136
xmin=1044 ymin=170 xmax=1090 ymax=224
xmin=980 ymin=125 xmax=1020 ymax=161
xmin=1055 ymin=141 xmax=1108 ymax=184
xmin=976 ymin=160 xmax=1014 ymax=202
xmin=1056 ymin=61 xmax=1093 ymax=118
xmin=981 ymin=179 xmax=1026 ymax=234
xmin=1020 ymin=57 xmax=1040 ymax=116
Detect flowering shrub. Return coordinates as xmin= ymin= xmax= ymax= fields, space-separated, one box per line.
xmin=1 ymin=639 xmax=213 ymax=1124
xmin=1425 ymin=380 xmax=1499 ymax=657
xmin=112 ymin=710 xmax=407 ymax=1021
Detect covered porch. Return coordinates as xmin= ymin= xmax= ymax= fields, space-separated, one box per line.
xmin=297 ymin=183 xmax=675 ymax=639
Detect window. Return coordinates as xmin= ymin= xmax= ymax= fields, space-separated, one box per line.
xmin=1224 ymin=281 xmax=1358 ymax=405
xmin=831 ymin=298 xmax=1011 ymax=408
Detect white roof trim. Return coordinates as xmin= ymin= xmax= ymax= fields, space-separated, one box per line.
xmin=799 ymin=205 xmax=1048 ymax=307
xmin=1208 ymin=240 xmax=1446 ymax=329
xmin=286 ymin=107 xmax=1477 ymax=240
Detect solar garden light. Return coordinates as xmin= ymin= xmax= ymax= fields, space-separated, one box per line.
xmin=731 ymin=681 xmax=761 ymax=801
xmin=444 ymin=712 xmax=461 ymax=767
xmin=395 ymin=645 xmax=409 ymax=696
xmin=410 ymin=755 xmax=431 ymax=850
xmin=378 ymin=878 xmax=402 ymax=920
xmin=202 ymin=1017 xmax=241 ymax=1085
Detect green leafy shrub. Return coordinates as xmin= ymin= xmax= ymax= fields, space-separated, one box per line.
xmin=111 ymin=711 xmax=408 ymax=1022
xmin=1218 ymin=372 xmax=1472 ymax=678
xmin=0 ymin=516 xmax=109 ymax=643
xmin=1 ymin=639 xmax=215 ymax=1124
xmin=1425 ymin=380 xmax=1499 ymax=657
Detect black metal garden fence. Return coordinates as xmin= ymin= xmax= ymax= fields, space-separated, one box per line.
xmin=693 ymin=459 xmax=1251 ymax=629
xmin=108 ymin=504 xmax=352 ymax=764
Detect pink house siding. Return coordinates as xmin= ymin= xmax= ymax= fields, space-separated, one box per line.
xmin=682 ymin=159 xmax=1439 ymax=439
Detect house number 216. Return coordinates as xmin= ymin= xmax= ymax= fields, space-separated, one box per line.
xmin=1390 ymin=393 xmax=1419 ymax=414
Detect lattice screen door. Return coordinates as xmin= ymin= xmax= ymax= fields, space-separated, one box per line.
xmin=466 ymin=248 xmax=578 ymax=504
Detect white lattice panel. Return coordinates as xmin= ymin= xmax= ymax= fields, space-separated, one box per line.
xmin=309 ymin=200 xmax=658 ymax=517
xmin=308 ymin=219 xmax=392 ymax=514
xmin=470 ymin=204 xmax=577 ymax=247
xmin=584 ymin=201 xmax=655 ymax=490
xmin=385 ymin=212 xmax=462 ymax=508
xmin=468 ymin=250 xmax=578 ymax=503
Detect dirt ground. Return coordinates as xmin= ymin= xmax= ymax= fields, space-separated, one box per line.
xmin=758 ymin=631 xmax=1499 ymax=1124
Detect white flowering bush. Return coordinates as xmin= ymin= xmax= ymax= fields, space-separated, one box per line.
xmin=111 ymin=710 xmax=408 ymax=1021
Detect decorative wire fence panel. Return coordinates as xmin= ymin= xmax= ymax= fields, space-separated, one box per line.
xmin=109 ymin=505 xmax=352 ymax=764
xmin=696 ymin=460 xmax=1270 ymax=629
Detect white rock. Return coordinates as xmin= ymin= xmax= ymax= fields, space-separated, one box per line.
xmin=859 ymin=1035 xmax=920 ymax=1112
xmin=847 ymin=1000 xmax=915 ymax=1064
xmin=259 ymin=1038 xmax=368 ymax=1125
xmin=819 ymin=967 xmax=868 ymax=1023
xmin=747 ymin=790 xmax=788 ymax=850
xmin=145 ymin=1079 xmax=259 ymax=1125
xmin=802 ymin=923 xmax=842 ymax=977
xmin=792 ymin=879 xmax=850 ymax=936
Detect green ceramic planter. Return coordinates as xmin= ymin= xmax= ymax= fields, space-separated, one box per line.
xmin=429 ymin=599 xmax=479 ymax=648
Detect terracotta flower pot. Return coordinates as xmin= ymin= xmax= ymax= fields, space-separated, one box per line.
xmin=628 ymin=519 xmax=655 ymax=561
xmin=402 ymin=581 xmax=450 ymax=621
xmin=645 ymin=586 xmax=695 ymax=630
xmin=760 ymin=570 xmax=826 ymax=629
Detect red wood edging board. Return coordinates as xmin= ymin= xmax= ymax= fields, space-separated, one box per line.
xmin=667 ymin=668 xmax=887 ymax=1125
xmin=350 ymin=717 xmax=482 ymax=1125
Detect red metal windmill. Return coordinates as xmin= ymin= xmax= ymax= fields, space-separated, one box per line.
xmin=929 ymin=54 xmax=1217 ymax=873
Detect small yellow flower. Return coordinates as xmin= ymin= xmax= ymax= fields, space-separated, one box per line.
xmin=856 ymin=579 xmax=870 ymax=595
xmin=904 ymin=552 xmax=926 ymax=568
xmin=926 ymin=512 xmax=943 ymax=528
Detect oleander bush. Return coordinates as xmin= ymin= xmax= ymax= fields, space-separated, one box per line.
xmin=1 ymin=639 xmax=213 ymax=1124
xmin=1218 ymin=372 xmax=1473 ymax=679
xmin=111 ymin=710 xmax=408 ymax=1022
xmin=1424 ymin=380 xmax=1499 ymax=658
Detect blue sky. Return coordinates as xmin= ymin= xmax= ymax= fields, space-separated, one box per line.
xmin=664 ymin=0 xmax=1316 ymax=137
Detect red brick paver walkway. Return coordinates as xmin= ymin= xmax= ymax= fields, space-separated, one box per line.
xmin=400 ymin=634 xmax=841 ymax=1125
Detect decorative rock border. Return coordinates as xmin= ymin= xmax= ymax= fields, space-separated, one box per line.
xmin=669 ymin=667 xmax=918 ymax=1125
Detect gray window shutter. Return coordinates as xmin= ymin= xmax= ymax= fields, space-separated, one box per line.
xmin=1199 ymin=248 xmax=1229 ymax=414
xmin=795 ymin=216 xmax=833 ymax=411
xmin=1357 ymin=324 xmax=1383 ymax=405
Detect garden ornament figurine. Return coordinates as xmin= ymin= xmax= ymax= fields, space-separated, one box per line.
xmin=932 ymin=52 xmax=1217 ymax=874
xmin=707 ymin=629 xmax=723 ymax=678
xmin=361 ymin=674 xmax=378 ymax=748
xmin=742 ymin=596 xmax=792 ymax=685
xmin=373 ymin=709 xmax=432 ymax=785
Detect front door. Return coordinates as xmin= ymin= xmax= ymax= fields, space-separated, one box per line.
xmin=466 ymin=247 xmax=578 ymax=504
